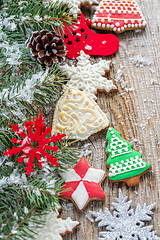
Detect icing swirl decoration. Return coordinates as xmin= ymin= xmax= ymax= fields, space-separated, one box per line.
xmin=52 ymin=87 xmax=109 ymax=140
xmin=91 ymin=0 xmax=147 ymax=33
xmin=106 ymin=127 xmax=152 ymax=186
xmin=60 ymin=51 xmax=117 ymax=100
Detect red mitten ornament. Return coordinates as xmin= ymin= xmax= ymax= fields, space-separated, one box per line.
xmin=62 ymin=13 xmax=119 ymax=59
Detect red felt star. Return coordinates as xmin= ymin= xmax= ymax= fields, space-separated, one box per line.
xmin=3 ymin=114 xmax=66 ymax=175
xmin=60 ymin=157 xmax=106 ymax=212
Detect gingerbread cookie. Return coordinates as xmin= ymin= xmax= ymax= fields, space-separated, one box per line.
xmin=105 ymin=127 xmax=152 ymax=187
xmin=48 ymin=0 xmax=98 ymax=17
xmin=52 ymin=87 xmax=109 ymax=140
xmin=60 ymin=157 xmax=106 ymax=212
xmin=91 ymin=0 xmax=147 ymax=33
xmin=60 ymin=51 xmax=117 ymax=100
xmin=33 ymin=207 xmax=80 ymax=240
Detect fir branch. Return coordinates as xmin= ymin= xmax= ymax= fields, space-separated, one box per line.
xmin=2 ymin=0 xmax=76 ymax=34
xmin=0 ymin=0 xmax=76 ymax=81
xmin=0 ymin=66 xmax=67 ymax=135
xmin=6 ymin=206 xmax=37 ymax=239
xmin=0 ymin=177 xmax=63 ymax=239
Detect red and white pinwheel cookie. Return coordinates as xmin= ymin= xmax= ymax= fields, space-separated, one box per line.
xmin=60 ymin=157 xmax=106 ymax=212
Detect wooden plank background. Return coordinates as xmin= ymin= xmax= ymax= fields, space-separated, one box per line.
xmin=55 ymin=0 xmax=160 ymax=239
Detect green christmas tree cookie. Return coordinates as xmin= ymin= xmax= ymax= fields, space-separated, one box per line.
xmin=106 ymin=127 xmax=152 ymax=187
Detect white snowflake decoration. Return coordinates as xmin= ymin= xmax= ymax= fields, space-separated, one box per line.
xmin=60 ymin=51 xmax=117 ymax=100
xmin=90 ymin=189 xmax=160 ymax=240
xmin=46 ymin=0 xmax=98 ymax=17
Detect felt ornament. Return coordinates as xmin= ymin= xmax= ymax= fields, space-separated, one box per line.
xmin=106 ymin=127 xmax=152 ymax=186
xmin=62 ymin=13 xmax=119 ymax=59
xmin=91 ymin=0 xmax=147 ymax=33
xmin=3 ymin=114 xmax=66 ymax=175
xmin=60 ymin=157 xmax=106 ymax=212
xmin=90 ymin=189 xmax=160 ymax=240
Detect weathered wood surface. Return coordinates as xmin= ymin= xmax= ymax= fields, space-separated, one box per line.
xmin=59 ymin=0 xmax=160 ymax=239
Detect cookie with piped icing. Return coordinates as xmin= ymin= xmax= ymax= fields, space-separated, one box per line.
xmin=105 ymin=127 xmax=152 ymax=186
xmin=91 ymin=0 xmax=147 ymax=33
xmin=60 ymin=157 xmax=106 ymax=212
xmin=52 ymin=87 xmax=109 ymax=141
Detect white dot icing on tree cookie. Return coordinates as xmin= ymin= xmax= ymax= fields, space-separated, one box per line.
xmin=52 ymin=87 xmax=109 ymax=140
xmin=91 ymin=0 xmax=147 ymax=33
xmin=60 ymin=157 xmax=106 ymax=212
xmin=106 ymin=127 xmax=151 ymax=185
xmin=60 ymin=51 xmax=117 ymax=100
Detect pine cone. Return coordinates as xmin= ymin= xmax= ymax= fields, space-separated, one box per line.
xmin=28 ymin=30 xmax=66 ymax=68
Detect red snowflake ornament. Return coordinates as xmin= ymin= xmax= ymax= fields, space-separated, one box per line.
xmin=3 ymin=114 xmax=66 ymax=175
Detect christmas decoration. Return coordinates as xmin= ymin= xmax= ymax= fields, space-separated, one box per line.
xmin=32 ymin=207 xmax=80 ymax=240
xmin=62 ymin=13 xmax=119 ymax=59
xmin=0 ymin=1 xmax=80 ymax=239
xmin=28 ymin=30 xmax=66 ymax=68
xmin=52 ymin=87 xmax=109 ymax=140
xmin=86 ymin=18 xmax=92 ymax=26
xmin=90 ymin=189 xmax=160 ymax=240
xmin=3 ymin=114 xmax=66 ymax=175
xmin=106 ymin=127 xmax=151 ymax=186
xmin=91 ymin=0 xmax=147 ymax=33
xmin=48 ymin=0 xmax=99 ymax=17
xmin=60 ymin=50 xmax=117 ymax=100
xmin=60 ymin=157 xmax=106 ymax=212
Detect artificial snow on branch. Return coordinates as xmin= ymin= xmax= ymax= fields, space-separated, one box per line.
xmin=0 ymin=66 xmax=66 ymax=134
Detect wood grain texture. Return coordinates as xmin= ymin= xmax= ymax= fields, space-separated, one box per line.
xmin=57 ymin=0 xmax=160 ymax=239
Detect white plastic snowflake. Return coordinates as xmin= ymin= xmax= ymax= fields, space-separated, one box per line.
xmin=47 ymin=0 xmax=98 ymax=17
xmin=60 ymin=51 xmax=117 ymax=100
xmin=90 ymin=189 xmax=160 ymax=240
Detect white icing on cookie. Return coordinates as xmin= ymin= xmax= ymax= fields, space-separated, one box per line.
xmin=83 ymin=168 xmax=106 ymax=182
xmin=60 ymin=51 xmax=117 ymax=100
xmin=52 ymin=87 xmax=109 ymax=140
xmin=61 ymin=169 xmax=81 ymax=182
xmin=33 ymin=208 xmax=79 ymax=240
xmin=72 ymin=181 xmax=89 ymax=210
xmin=109 ymin=156 xmax=146 ymax=177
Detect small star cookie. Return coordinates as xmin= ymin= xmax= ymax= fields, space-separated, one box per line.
xmin=52 ymin=87 xmax=110 ymax=140
xmin=60 ymin=157 xmax=106 ymax=212
xmin=60 ymin=51 xmax=117 ymax=100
